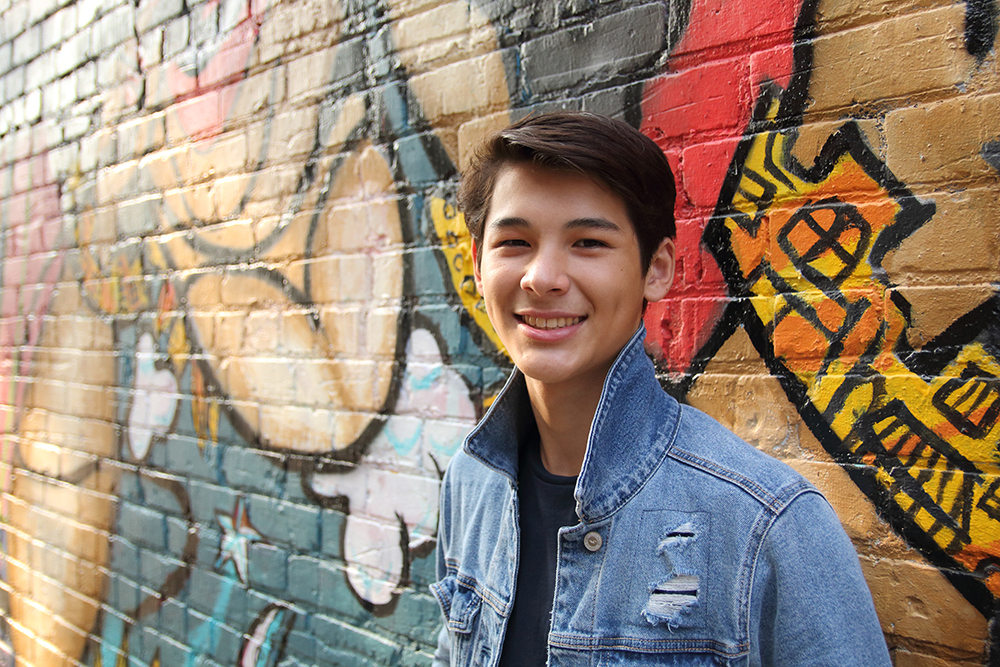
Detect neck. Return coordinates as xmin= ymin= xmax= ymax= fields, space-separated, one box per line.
xmin=524 ymin=372 xmax=607 ymax=477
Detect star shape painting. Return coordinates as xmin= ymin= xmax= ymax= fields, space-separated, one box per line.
xmin=216 ymin=497 xmax=264 ymax=584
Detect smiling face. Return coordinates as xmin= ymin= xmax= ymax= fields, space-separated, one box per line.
xmin=474 ymin=162 xmax=675 ymax=395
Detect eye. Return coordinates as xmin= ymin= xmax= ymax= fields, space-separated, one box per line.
xmin=496 ymin=238 xmax=530 ymax=248
xmin=575 ymin=238 xmax=609 ymax=249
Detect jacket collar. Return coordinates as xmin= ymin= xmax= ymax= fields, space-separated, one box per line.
xmin=463 ymin=325 xmax=682 ymax=522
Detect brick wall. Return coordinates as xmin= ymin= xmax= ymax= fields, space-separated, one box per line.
xmin=0 ymin=0 xmax=998 ymax=664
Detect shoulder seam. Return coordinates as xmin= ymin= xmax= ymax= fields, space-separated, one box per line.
xmin=668 ymin=446 xmax=816 ymax=513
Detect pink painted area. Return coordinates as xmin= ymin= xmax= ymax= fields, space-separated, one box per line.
xmin=0 ymin=154 xmax=65 ymax=461
xmin=172 ymin=91 xmax=223 ymax=140
xmin=641 ymin=0 xmax=803 ymax=374
xmin=167 ymin=1 xmax=260 ymax=140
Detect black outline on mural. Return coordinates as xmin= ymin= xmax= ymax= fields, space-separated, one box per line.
xmin=238 ymin=602 xmax=296 ymax=666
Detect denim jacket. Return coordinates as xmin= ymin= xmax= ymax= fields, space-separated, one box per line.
xmin=431 ymin=327 xmax=891 ymax=666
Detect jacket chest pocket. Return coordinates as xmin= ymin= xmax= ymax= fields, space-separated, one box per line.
xmin=431 ymin=575 xmax=502 ymax=666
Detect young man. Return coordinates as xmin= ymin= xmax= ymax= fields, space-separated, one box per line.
xmin=431 ymin=112 xmax=891 ymax=666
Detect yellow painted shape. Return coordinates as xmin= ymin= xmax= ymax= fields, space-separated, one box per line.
xmin=429 ymin=196 xmax=506 ymax=358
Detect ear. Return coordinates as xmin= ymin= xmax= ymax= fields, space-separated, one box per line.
xmin=643 ymin=238 xmax=675 ymax=303
xmin=472 ymin=241 xmax=484 ymax=295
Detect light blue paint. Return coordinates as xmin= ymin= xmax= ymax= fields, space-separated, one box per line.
xmin=385 ymin=421 xmax=422 ymax=457
xmin=408 ymin=367 xmax=441 ymax=391
xmin=184 ymin=570 xmax=237 ymax=667
xmin=100 ymin=613 xmax=126 ymax=667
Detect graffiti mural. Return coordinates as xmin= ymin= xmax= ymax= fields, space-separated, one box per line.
xmin=65 ymin=0 xmax=505 ymax=661
xmin=706 ymin=89 xmax=1000 ymax=615
xmin=688 ymin=0 xmax=1000 ymax=661
xmin=1 ymin=0 xmax=1000 ymax=663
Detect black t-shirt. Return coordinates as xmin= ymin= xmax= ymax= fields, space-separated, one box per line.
xmin=497 ymin=429 xmax=579 ymax=667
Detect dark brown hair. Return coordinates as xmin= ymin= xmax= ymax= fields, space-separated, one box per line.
xmin=458 ymin=111 xmax=677 ymax=271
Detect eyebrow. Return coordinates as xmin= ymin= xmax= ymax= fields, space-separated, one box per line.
xmin=488 ymin=217 xmax=625 ymax=233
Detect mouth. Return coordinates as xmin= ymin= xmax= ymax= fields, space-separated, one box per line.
xmin=519 ymin=315 xmax=585 ymax=330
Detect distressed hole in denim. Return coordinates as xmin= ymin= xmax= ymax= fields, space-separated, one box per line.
xmin=644 ymin=574 xmax=699 ymax=626
xmin=660 ymin=522 xmax=697 ymax=548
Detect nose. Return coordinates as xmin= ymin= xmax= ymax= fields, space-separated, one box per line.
xmin=520 ymin=246 xmax=570 ymax=294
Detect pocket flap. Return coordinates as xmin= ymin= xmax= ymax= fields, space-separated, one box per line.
xmin=430 ymin=576 xmax=483 ymax=634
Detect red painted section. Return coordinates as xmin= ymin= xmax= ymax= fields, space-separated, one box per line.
xmin=641 ymin=0 xmax=803 ymax=374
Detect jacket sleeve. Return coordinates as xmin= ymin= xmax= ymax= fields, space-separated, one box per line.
xmin=753 ymin=490 xmax=892 ymax=667
xmin=431 ymin=466 xmax=453 ymax=667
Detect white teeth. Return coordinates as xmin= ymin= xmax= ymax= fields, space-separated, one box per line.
xmin=523 ymin=316 xmax=582 ymax=330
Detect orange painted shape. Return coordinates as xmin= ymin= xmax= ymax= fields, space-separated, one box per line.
xmin=728 ymin=214 xmax=770 ymax=282
xmin=812 ymin=293 xmax=848 ymax=333
xmin=773 ymin=311 xmax=827 ymax=374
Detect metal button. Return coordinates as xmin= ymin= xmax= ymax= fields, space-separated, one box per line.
xmin=583 ymin=531 xmax=602 ymax=552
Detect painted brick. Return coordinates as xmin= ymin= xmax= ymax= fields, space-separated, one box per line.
xmin=22 ymin=86 xmax=40 ymax=122
xmin=247 ymin=542 xmax=288 ymax=592
xmin=26 ymin=0 xmax=59 ymax=26
xmin=188 ymin=479 xmax=241 ymax=525
xmin=108 ymin=573 xmax=142 ymax=617
xmin=283 ymin=627 xmax=318 ymax=663
xmin=149 ymin=629 xmax=194 ymax=664
xmin=247 ymin=494 xmax=321 ymax=552
xmin=884 ymin=94 xmax=1000 ymax=188
xmin=206 ymin=617 xmax=244 ymax=663
xmin=313 ymin=613 xmax=401 ymax=665
xmin=116 ymin=112 xmax=166 ymax=161
xmin=139 ymin=550 xmax=184 ymax=590
xmin=893 ymin=649 xmax=984 ymax=667
xmin=521 ymin=3 xmax=665 ymax=95
xmin=808 ymin=5 xmax=972 ymax=113
xmin=5 ymin=66 xmax=26 ymax=102
xmin=161 ymin=16 xmax=189 ymax=62
xmin=408 ymin=49 xmax=510 ymax=123
xmin=315 ymin=561 xmax=374 ymax=624
xmin=12 ymin=25 xmax=40 ymax=67
xmin=40 ymin=5 xmax=75 ymax=52
xmin=100 ymin=537 xmax=138 ymax=595
xmin=222 ymin=445 xmax=286 ymax=495
xmin=92 ymin=5 xmax=133 ymax=58
xmin=881 ymin=187 xmax=1000 ymax=285
xmin=116 ymin=193 xmax=161 ymax=238
xmin=320 ymin=508 xmax=346 ymax=558
xmin=137 ymin=470 xmax=187 ymax=515
xmin=136 ymin=0 xmax=183 ymax=34
xmin=139 ymin=25 xmax=163 ymax=66
xmin=185 ymin=566 xmax=235 ymax=617
xmin=265 ymin=106 xmax=319 ymax=161
xmin=96 ymin=159 xmax=137 ymax=204
xmin=373 ymin=590 xmax=444 ymax=643
xmin=861 ymin=556 xmax=988 ymax=653
xmin=581 ymin=82 xmax=642 ymax=119
xmin=159 ymin=597 xmax=189 ymax=642
xmin=25 ymin=51 xmax=54 ymax=91
xmin=75 ymin=0 xmax=101 ymax=30
xmin=393 ymin=1 xmax=494 ymax=74
xmin=286 ymin=48 xmax=336 ymax=102
xmin=286 ymin=554 xmax=320 ymax=605
xmin=118 ymin=501 xmax=167 ymax=551
xmin=0 ymin=42 xmax=10 ymax=76
xmin=76 ymin=59 xmax=96 ymax=99
xmin=189 ymin=1 xmax=219 ymax=49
